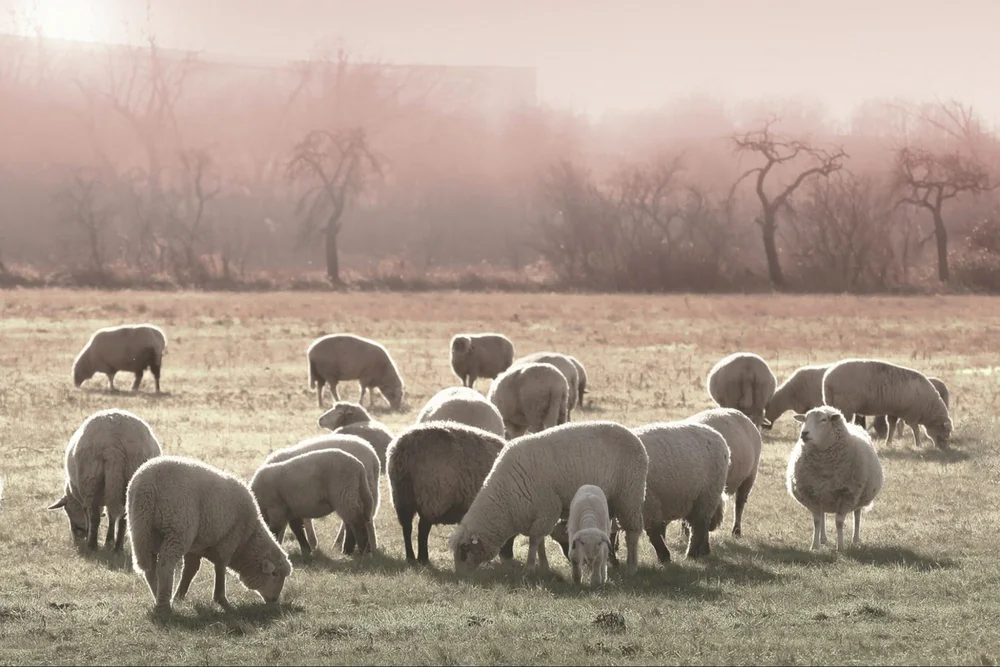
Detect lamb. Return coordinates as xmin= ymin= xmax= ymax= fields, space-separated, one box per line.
xmin=48 ymin=408 xmax=162 ymax=552
xmin=72 ymin=323 xmax=167 ymax=393
xmin=876 ymin=376 xmax=952 ymax=443
xmin=566 ymin=484 xmax=612 ymax=586
xmin=450 ymin=333 xmax=515 ymax=389
xmin=262 ymin=433 xmax=380 ymax=556
xmin=685 ymin=407 xmax=761 ymax=537
xmin=317 ymin=401 xmax=394 ymax=470
xmin=631 ymin=422 xmax=730 ymax=561
xmin=786 ymin=406 xmax=884 ymax=551
xmin=706 ymin=352 xmax=776 ymax=429
xmin=568 ymin=355 xmax=589 ymax=409
xmin=510 ymin=352 xmax=580 ymax=417
xmin=822 ymin=359 xmax=953 ymax=449
xmin=308 ymin=334 xmax=405 ymax=410
xmin=416 ymin=386 xmax=505 ymax=437
xmin=126 ymin=455 xmax=293 ymax=613
xmin=386 ymin=421 xmax=515 ymax=564
xmin=487 ymin=362 xmax=569 ymax=438
xmin=250 ymin=448 xmax=377 ymax=558
xmin=449 ymin=420 xmax=648 ymax=576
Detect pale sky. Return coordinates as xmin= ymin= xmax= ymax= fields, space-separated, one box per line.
xmin=5 ymin=0 xmax=999 ymax=121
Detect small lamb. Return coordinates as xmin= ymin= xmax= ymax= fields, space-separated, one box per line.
xmin=566 ymin=484 xmax=612 ymax=586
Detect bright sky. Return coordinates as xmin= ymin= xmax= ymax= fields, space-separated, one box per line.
xmin=4 ymin=0 xmax=999 ymax=122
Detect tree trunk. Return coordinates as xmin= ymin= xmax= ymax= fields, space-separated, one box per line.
xmin=325 ymin=224 xmax=341 ymax=284
xmin=761 ymin=211 xmax=785 ymax=289
xmin=932 ymin=208 xmax=949 ymax=283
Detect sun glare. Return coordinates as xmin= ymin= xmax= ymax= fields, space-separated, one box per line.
xmin=30 ymin=0 xmax=106 ymax=43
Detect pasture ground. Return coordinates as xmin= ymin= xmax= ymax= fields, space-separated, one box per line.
xmin=1 ymin=289 xmax=998 ymax=666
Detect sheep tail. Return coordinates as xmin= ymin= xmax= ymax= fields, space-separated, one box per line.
xmin=308 ymin=356 xmax=319 ymax=390
xmin=739 ymin=371 xmax=754 ymax=413
xmin=544 ymin=387 xmax=565 ymax=428
xmin=358 ymin=469 xmax=377 ymax=553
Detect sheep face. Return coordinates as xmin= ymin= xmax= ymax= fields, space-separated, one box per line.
xmin=72 ymin=355 xmax=94 ymax=387
xmin=382 ymin=384 xmax=404 ymax=411
xmin=47 ymin=493 xmax=88 ymax=541
xmin=451 ymin=336 xmax=472 ymax=361
xmin=925 ymin=418 xmax=953 ymax=449
xmin=793 ymin=406 xmax=845 ymax=449
xmin=238 ymin=556 xmax=292 ymax=604
xmin=318 ymin=405 xmax=346 ymax=431
xmin=320 ymin=402 xmax=370 ymax=430
xmin=450 ymin=529 xmax=492 ymax=573
xmin=569 ymin=528 xmax=611 ymax=571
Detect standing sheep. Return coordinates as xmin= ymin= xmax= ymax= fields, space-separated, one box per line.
xmin=449 ymin=421 xmax=648 ymax=576
xmin=386 ymin=421 xmax=515 ymax=565
xmin=631 ymin=422 xmax=729 ymax=561
xmin=786 ymin=406 xmax=884 ymax=551
xmin=511 ymin=352 xmax=580 ymax=417
xmin=308 ymin=334 xmax=405 ymax=411
xmin=318 ymin=401 xmax=394 ymax=470
xmin=566 ymin=484 xmax=612 ymax=586
xmin=72 ymin=323 xmax=167 ymax=393
xmin=48 ymin=408 xmax=162 ymax=552
xmin=876 ymin=376 xmax=952 ymax=443
xmin=685 ymin=407 xmax=761 ymax=537
xmin=822 ymin=359 xmax=953 ymax=449
xmin=487 ymin=362 xmax=569 ymax=438
xmin=417 ymin=386 xmax=505 ymax=437
xmin=450 ymin=333 xmax=515 ymax=389
xmin=126 ymin=456 xmax=293 ymax=613
xmin=706 ymin=352 xmax=776 ymax=429
xmin=250 ymin=449 xmax=377 ymax=557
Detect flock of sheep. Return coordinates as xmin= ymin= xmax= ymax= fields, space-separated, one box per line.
xmin=47 ymin=322 xmax=955 ymax=613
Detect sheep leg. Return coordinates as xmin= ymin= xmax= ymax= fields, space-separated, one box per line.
xmin=289 ymin=518 xmax=312 ymax=557
xmin=154 ymin=555 xmax=178 ymax=612
xmin=151 ymin=361 xmax=161 ymax=394
xmin=343 ymin=525 xmax=358 ymax=555
xmin=646 ymin=524 xmax=670 ymax=563
xmin=571 ymin=558 xmax=582 ymax=584
xmin=173 ymin=554 xmax=201 ymax=601
xmin=624 ymin=529 xmax=641 ymax=575
xmin=811 ymin=511 xmax=824 ymax=550
xmin=305 ymin=519 xmax=319 ymax=551
xmin=141 ymin=559 xmax=158 ymax=600
xmin=733 ymin=476 xmax=754 ymax=538
xmin=114 ymin=515 xmax=127 ymax=552
xmin=397 ymin=506 xmax=417 ymax=563
xmin=819 ymin=513 xmax=828 ymax=545
xmin=499 ymin=536 xmax=515 ymax=561
xmin=87 ymin=496 xmax=102 ymax=551
xmin=526 ymin=535 xmax=543 ymax=571
xmin=104 ymin=517 xmax=116 ymax=549
xmin=315 ymin=378 xmax=326 ymax=408
xmin=538 ymin=538 xmax=549 ymax=571
xmin=685 ymin=520 xmax=710 ymax=559
xmin=131 ymin=369 xmax=143 ymax=392
xmin=908 ymin=421 xmax=922 ymax=448
xmin=835 ymin=513 xmax=846 ymax=551
xmin=212 ymin=561 xmax=232 ymax=610
xmin=886 ymin=417 xmax=897 ymax=444
xmin=853 ymin=508 xmax=862 ymax=545
xmin=417 ymin=516 xmax=433 ymax=564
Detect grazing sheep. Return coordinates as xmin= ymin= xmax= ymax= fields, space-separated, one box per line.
xmin=386 ymin=421 xmax=515 ymax=564
xmin=317 ymin=401 xmax=394 ymax=470
xmin=487 ymin=362 xmax=569 ymax=439
xmin=250 ymin=449 xmax=376 ymax=557
xmin=126 ymin=455 xmax=293 ymax=613
xmin=706 ymin=352 xmax=776 ymax=429
xmin=763 ymin=364 xmax=829 ymax=429
xmin=631 ymin=422 xmax=729 ymax=561
xmin=450 ymin=333 xmax=515 ymax=389
xmin=511 ymin=352 xmax=580 ymax=417
xmin=417 ymin=386 xmax=505 ymax=437
xmin=786 ymin=406 xmax=884 ymax=551
xmin=878 ymin=376 xmax=952 ymax=444
xmin=822 ymin=359 xmax=953 ymax=449
xmin=308 ymin=334 xmax=405 ymax=411
xmin=568 ymin=355 xmax=589 ymax=409
xmin=566 ymin=484 xmax=612 ymax=586
xmin=48 ymin=408 xmax=162 ymax=552
xmin=449 ymin=421 xmax=648 ymax=576
xmin=72 ymin=323 xmax=167 ymax=393
xmin=685 ymin=408 xmax=761 ymax=537
xmin=262 ymin=433 xmax=380 ymax=556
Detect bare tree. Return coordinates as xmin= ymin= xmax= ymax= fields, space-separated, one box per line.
xmin=732 ymin=119 xmax=848 ymax=288
xmin=162 ymin=149 xmax=221 ymax=284
xmin=56 ymin=168 xmax=114 ymax=275
xmin=287 ymin=128 xmax=382 ymax=284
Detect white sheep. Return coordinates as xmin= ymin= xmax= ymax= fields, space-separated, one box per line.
xmin=566 ymin=484 xmax=612 ymax=586
xmin=250 ymin=448 xmax=377 ymax=557
xmin=386 ymin=421 xmax=514 ymax=564
xmin=706 ymin=352 xmax=776 ymax=429
xmin=450 ymin=333 xmax=515 ymax=389
xmin=685 ymin=407 xmax=761 ymax=537
xmin=262 ymin=433 xmax=380 ymax=556
xmin=632 ymin=421 xmax=730 ymax=561
xmin=308 ymin=334 xmax=405 ymax=410
xmin=822 ymin=359 xmax=953 ymax=449
xmin=511 ymin=351 xmax=580 ymax=417
xmin=317 ymin=401 xmax=394 ymax=470
xmin=449 ymin=420 xmax=649 ymax=576
xmin=72 ymin=323 xmax=167 ymax=393
xmin=877 ymin=376 xmax=952 ymax=444
xmin=763 ymin=364 xmax=830 ymax=429
xmin=416 ymin=386 xmax=505 ymax=437
xmin=126 ymin=455 xmax=293 ymax=613
xmin=48 ymin=408 xmax=162 ymax=552
xmin=487 ymin=362 xmax=569 ymax=438
xmin=786 ymin=406 xmax=884 ymax=551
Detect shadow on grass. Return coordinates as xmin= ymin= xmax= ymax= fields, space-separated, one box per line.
xmin=79 ymin=387 xmax=173 ymax=400
xmin=147 ymin=599 xmax=304 ymax=632
xmin=75 ymin=542 xmax=133 ymax=572
xmin=723 ymin=541 xmax=958 ymax=572
xmin=876 ymin=445 xmax=971 ymax=464
xmin=289 ymin=549 xmax=413 ymax=576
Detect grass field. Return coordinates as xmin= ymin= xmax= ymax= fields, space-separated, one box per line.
xmin=1 ymin=289 xmax=999 ymax=666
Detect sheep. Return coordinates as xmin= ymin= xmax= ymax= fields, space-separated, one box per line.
xmin=487 ymin=362 xmax=569 ymax=438
xmin=126 ymin=455 xmax=293 ymax=613
xmin=566 ymin=484 xmax=612 ymax=586
xmin=262 ymin=433 xmax=380 ymax=556
xmin=706 ymin=352 xmax=776 ymax=429
xmin=822 ymin=359 xmax=953 ymax=449
xmin=450 ymin=333 xmax=515 ymax=389
xmin=631 ymin=422 xmax=729 ymax=561
xmin=763 ymin=363 xmax=870 ymax=432
xmin=250 ymin=448 xmax=377 ymax=558
xmin=72 ymin=323 xmax=167 ymax=393
xmin=685 ymin=407 xmax=761 ymax=537
xmin=449 ymin=420 xmax=648 ymax=576
xmin=416 ymin=386 xmax=505 ymax=437
xmin=876 ymin=376 xmax=952 ymax=444
xmin=48 ymin=408 xmax=162 ymax=552
xmin=511 ymin=352 xmax=580 ymax=417
xmin=386 ymin=421 xmax=515 ymax=564
xmin=786 ymin=406 xmax=884 ymax=551
xmin=568 ymin=355 xmax=589 ymax=409
xmin=308 ymin=334 xmax=405 ymax=411
xmin=317 ymin=401 xmax=394 ymax=470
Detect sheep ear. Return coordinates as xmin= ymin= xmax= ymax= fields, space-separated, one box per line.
xmin=761 ymin=417 xmax=773 ymax=429
xmin=830 ymin=413 xmax=842 ymax=423
xmin=602 ymin=535 xmax=612 ymax=552
xmin=261 ymin=559 xmax=275 ymax=575
xmin=792 ymin=414 xmax=806 ymax=423
xmin=47 ymin=496 xmax=68 ymax=510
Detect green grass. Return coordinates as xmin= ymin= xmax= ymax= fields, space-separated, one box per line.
xmin=1 ymin=289 xmax=999 ymax=665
